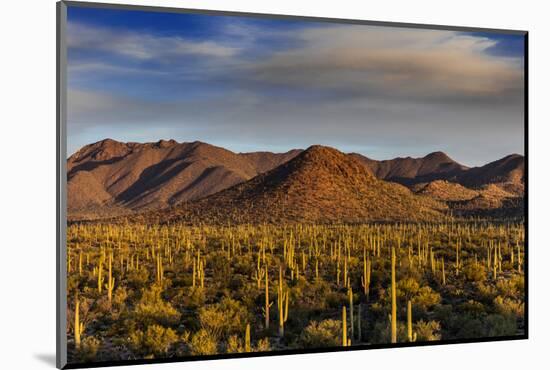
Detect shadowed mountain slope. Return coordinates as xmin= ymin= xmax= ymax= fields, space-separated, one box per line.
xmin=138 ymin=145 xmax=448 ymax=225
xmin=351 ymin=151 xmax=524 ymax=196
xmin=350 ymin=151 xmax=468 ymax=184
xmin=67 ymin=139 xmax=301 ymax=219
xmin=68 ymin=139 xmax=524 ymax=222
xmin=455 ymin=154 xmax=525 ymax=191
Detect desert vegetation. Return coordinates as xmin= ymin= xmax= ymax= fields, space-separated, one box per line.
xmin=66 ymin=221 xmax=525 ymax=363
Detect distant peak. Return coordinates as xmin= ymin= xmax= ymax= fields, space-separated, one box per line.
xmin=154 ymin=139 xmax=179 ymax=148
xmin=303 ymin=145 xmax=341 ymax=155
xmin=424 ymin=151 xmax=452 ymax=161
xmin=502 ymin=153 xmax=523 ymax=160
xmin=95 ymin=138 xmax=123 ymax=146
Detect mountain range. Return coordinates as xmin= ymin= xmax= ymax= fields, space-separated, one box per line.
xmin=67 ymin=139 xmax=525 ymax=223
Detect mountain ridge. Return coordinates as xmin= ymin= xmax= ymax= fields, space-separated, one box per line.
xmin=67 ymin=139 xmax=301 ymax=219
xmin=67 ymin=139 xmax=524 ymax=221
xmin=132 ymin=145 xmax=448 ymax=224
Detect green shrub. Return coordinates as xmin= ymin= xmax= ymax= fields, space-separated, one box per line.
xmin=415 ymin=320 xmax=441 ymax=341
xmin=463 ymin=262 xmax=486 ymax=282
xmin=129 ymin=324 xmax=178 ymax=357
xmin=226 ymin=335 xmax=243 ymax=353
xmin=397 ymin=278 xmax=420 ymax=300
xmin=484 ymin=314 xmax=517 ymax=336
xmin=493 ymin=296 xmax=524 ymax=319
xmin=76 ymin=336 xmax=101 ymax=362
xmin=133 ymin=286 xmax=181 ymax=327
xmin=298 ymin=319 xmax=341 ymax=348
xmin=255 ymin=337 xmax=270 ymax=352
xmin=414 ymin=286 xmax=441 ymax=311
xmin=189 ymin=329 xmax=218 ymax=355
xmin=198 ymin=297 xmax=251 ymax=339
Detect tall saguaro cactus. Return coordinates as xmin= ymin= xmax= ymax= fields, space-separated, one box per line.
xmin=107 ymin=252 xmax=115 ymax=304
xmin=391 ymin=246 xmax=397 ymax=344
xmin=357 ymin=303 xmax=362 ymax=342
xmin=361 ymin=251 xmax=371 ymax=299
xmin=441 ymin=258 xmax=446 ymax=286
xmin=455 ymin=240 xmax=460 ymax=276
xmin=97 ymin=255 xmax=104 ymax=294
xmin=74 ymin=294 xmax=84 ymax=349
xmin=407 ymin=300 xmax=416 ymax=342
xmin=342 ymin=306 xmax=348 ymax=347
xmin=348 ymin=286 xmax=354 ymax=340
xmin=245 ymin=323 xmax=251 ymax=352
xmin=277 ymin=266 xmax=289 ymax=337
xmin=264 ymin=266 xmax=272 ymax=329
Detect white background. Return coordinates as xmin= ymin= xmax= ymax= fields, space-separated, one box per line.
xmin=0 ymin=0 xmax=547 ymax=369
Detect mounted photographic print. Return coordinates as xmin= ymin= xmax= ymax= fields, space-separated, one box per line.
xmin=56 ymin=1 xmax=528 ymax=368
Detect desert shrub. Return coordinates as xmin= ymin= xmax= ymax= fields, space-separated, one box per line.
xmin=414 ymin=286 xmax=441 ymax=311
xmin=226 ymin=335 xmax=243 ymax=353
xmin=415 ymin=320 xmax=441 ymax=341
xmin=126 ymin=268 xmax=150 ymax=289
xmin=496 ymin=279 xmax=519 ymax=298
xmin=255 ymin=337 xmax=270 ymax=352
xmin=474 ymin=281 xmax=498 ymax=303
xmin=232 ymin=255 xmax=255 ymax=277
xmin=371 ymin=319 xmax=407 ymax=344
xmin=228 ymin=274 xmax=247 ymax=291
xmin=291 ymin=279 xmax=331 ymax=310
xmin=459 ymin=300 xmax=486 ymax=315
xmin=484 ymin=314 xmax=517 ymax=337
xmin=325 ymin=291 xmax=347 ymax=309
xmin=128 ymin=324 xmax=178 ymax=357
xmin=174 ymin=287 xmax=206 ymax=309
xmin=493 ymin=296 xmax=524 ymax=319
xmin=189 ymin=329 xmax=218 ymax=355
xmin=397 ymin=277 xmax=420 ymax=300
xmin=76 ymin=336 xmax=101 ymax=362
xmin=113 ymin=286 xmax=128 ymax=308
xmin=453 ymin=314 xmax=485 ymax=339
xmin=210 ymin=253 xmax=232 ymax=286
xmin=511 ymin=275 xmax=525 ymax=296
xmin=198 ymin=297 xmax=250 ymax=339
xmin=298 ymin=319 xmax=342 ymax=348
xmin=133 ymin=286 xmax=181 ymax=327
xmin=463 ymin=262 xmax=486 ymax=282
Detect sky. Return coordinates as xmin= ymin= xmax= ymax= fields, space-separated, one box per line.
xmin=66 ymin=6 xmax=525 ymax=166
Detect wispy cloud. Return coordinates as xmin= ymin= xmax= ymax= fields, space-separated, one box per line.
xmin=66 ymin=11 xmax=524 ymax=166
xmin=68 ymin=22 xmax=241 ymax=60
xmin=246 ymin=26 xmax=523 ymax=102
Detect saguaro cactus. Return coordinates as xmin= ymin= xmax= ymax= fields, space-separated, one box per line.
xmin=277 ymin=266 xmax=289 ymax=337
xmin=74 ymin=294 xmax=84 ymax=349
xmin=455 ymin=240 xmax=460 ymax=276
xmin=192 ymin=258 xmax=196 ymax=288
xmin=391 ymin=246 xmax=397 ymax=344
xmin=78 ymin=251 xmax=82 ymax=276
xmin=245 ymin=323 xmax=251 ymax=352
xmin=342 ymin=306 xmax=348 ymax=347
xmin=253 ymin=258 xmax=265 ymax=289
xmin=357 ymin=303 xmax=362 ymax=342
xmin=97 ymin=255 xmax=104 ymax=294
xmin=361 ymin=251 xmax=371 ymax=299
xmin=348 ymin=286 xmax=354 ymax=340
xmin=106 ymin=252 xmax=115 ymax=304
xmin=407 ymin=300 xmax=416 ymax=342
xmin=493 ymin=244 xmax=499 ymax=280
xmin=441 ymin=258 xmax=446 ymax=286
xmin=263 ymin=266 xmax=272 ymax=329
xmin=156 ymin=254 xmax=164 ymax=284
xmin=430 ymin=247 xmax=435 ymax=274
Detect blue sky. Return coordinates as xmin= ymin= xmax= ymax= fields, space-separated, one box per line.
xmin=67 ymin=5 xmax=525 ymax=166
